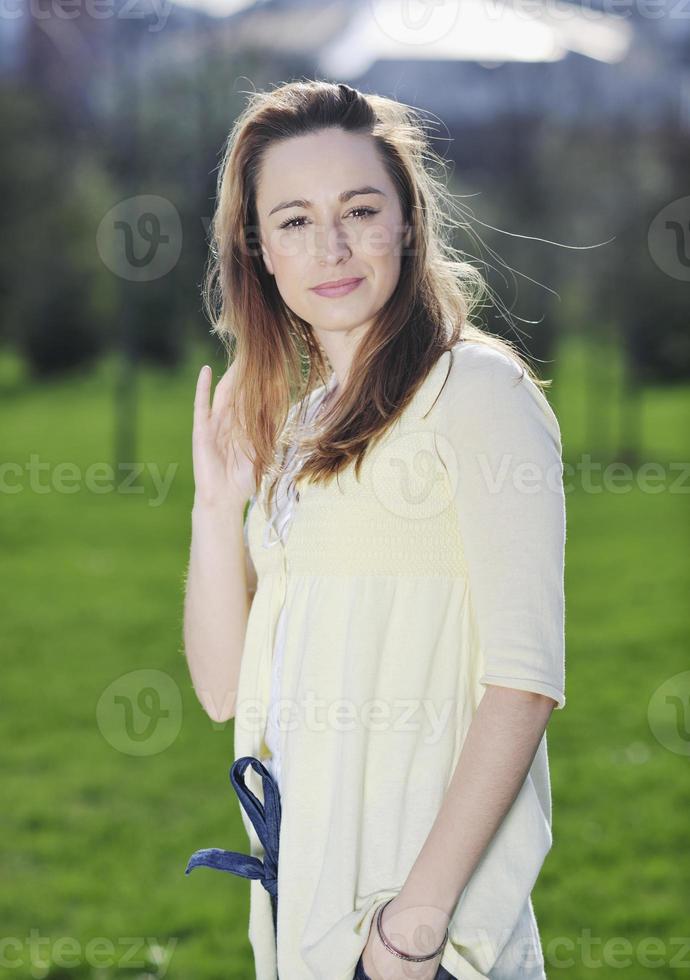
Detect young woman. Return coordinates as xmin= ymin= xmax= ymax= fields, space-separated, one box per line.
xmin=183 ymin=80 xmax=566 ymax=980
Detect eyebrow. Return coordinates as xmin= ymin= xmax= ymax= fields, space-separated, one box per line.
xmin=268 ymin=186 xmax=387 ymax=217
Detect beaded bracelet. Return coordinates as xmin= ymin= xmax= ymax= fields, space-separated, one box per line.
xmin=375 ymin=898 xmax=449 ymax=963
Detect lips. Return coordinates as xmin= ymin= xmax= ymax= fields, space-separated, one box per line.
xmin=310 ymin=277 xmax=364 ymax=298
xmin=312 ymin=277 xmax=362 ymax=289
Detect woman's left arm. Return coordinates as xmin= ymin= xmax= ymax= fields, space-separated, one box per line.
xmin=361 ymin=346 xmax=567 ymax=980
xmin=361 ymin=685 xmax=556 ymax=979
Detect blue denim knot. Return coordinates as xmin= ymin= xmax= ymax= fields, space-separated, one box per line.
xmin=184 ymin=756 xmax=281 ymax=935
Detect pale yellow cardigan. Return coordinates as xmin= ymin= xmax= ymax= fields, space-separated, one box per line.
xmin=235 ymin=340 xmax=566 ymax=980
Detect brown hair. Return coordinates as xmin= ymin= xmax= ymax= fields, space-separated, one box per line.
xmin=202 ymin=78 xmax=550 ymax=509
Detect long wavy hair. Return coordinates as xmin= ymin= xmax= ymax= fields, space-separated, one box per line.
xmin=202 ymin=78 xmax=550 ymax=510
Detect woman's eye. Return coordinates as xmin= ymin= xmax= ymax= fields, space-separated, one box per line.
xmin=348 ymin=207 xmax=378 ymax=221
xmin=278 ymin=215 xmax=309 ymax=231
xmin=278 ymin=207 xmax=379 ymax=231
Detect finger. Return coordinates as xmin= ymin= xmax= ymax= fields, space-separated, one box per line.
xmin=193 ymin=364 xmax=212 ymax=431
xmin=210 ymin=360 xmax=239 ymax=418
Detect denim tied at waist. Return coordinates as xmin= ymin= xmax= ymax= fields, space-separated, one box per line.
xmin=184 ymin=756 xmax=281 ymax=937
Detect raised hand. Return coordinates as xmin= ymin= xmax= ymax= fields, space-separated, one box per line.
xmin=192 ymin=362 xmax=258 ymax=511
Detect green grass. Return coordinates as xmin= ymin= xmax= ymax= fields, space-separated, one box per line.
xmin=0 ymin=338 xmax=687 ymax=979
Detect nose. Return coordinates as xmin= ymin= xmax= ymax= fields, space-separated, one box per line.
xmin=314 ymin=217 xmax=352 ymax=265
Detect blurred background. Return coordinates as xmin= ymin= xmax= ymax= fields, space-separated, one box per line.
xmin=1 ymin=0 xmax=688 ymax=977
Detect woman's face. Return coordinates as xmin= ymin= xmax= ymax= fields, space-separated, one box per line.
xmin=255 ymin=127 xmax=411 ymax=348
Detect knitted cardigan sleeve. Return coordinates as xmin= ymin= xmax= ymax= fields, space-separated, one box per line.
xmin=439 ymin=343 xmax=567 ymax=709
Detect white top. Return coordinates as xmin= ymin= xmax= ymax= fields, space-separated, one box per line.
xmin=236 ymin=341 xmax=566 ymax=980
xmin=244 ymin=372 xmax=338 ymax=793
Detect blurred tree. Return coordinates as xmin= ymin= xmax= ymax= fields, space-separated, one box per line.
xmin=21 ymin=263 xmax=101 ymax=378
xmin=447 ymin=114 xmax=566 ymax=374
xmin=620 ymin=112 xmax=690 ymax=385
xmin=0 ymin=85 xmax=116 ymax=376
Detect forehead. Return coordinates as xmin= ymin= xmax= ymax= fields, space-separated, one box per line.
xmin=256 ymin=129 xmax=391 ymax=213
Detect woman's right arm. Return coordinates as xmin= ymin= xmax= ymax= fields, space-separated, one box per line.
xmin=183 ymin=363 xmax=258 ymax=723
